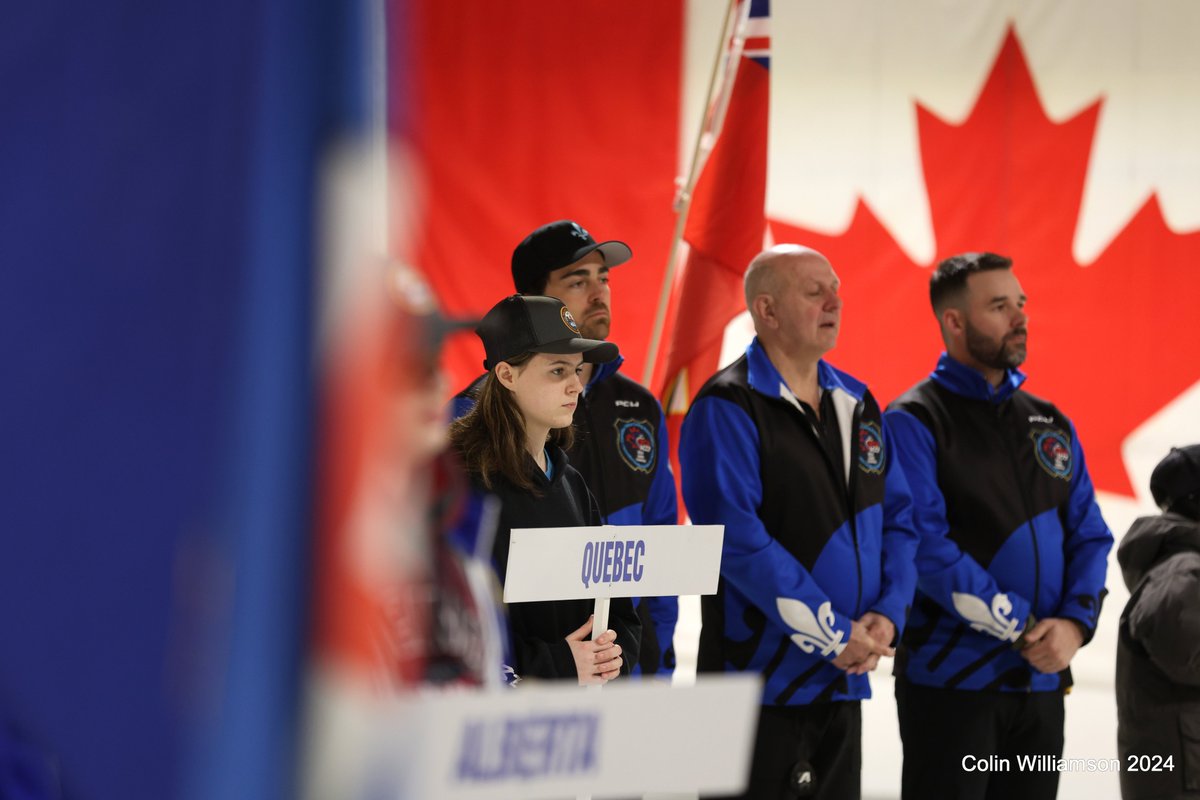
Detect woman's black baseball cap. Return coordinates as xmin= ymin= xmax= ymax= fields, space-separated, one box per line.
xmin=476 ymin=295 xmax=619 ymax=370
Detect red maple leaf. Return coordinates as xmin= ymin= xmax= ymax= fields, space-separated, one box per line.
xmin=771 ymin=29 xmax=1200 ymax=497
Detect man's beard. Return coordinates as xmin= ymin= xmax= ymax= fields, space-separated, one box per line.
xmin=965 ymin=319 xmax=1027 ymax=370
xmin=579 ymin=305 xmax=610 ymax=340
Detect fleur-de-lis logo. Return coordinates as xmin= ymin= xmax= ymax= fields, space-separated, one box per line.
xmin=777 ymin=597 xmax=847 ymax=657
xmin=951 ymin=591 xmax=1021 ymax=642
xmin=501 ymin=664 xmax=522 ymax=687
xmin=569 ymin=222 xmax=591 ymax=242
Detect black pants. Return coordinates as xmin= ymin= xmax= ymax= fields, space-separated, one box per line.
xmin=895 ymin=678 xmax=1065 ymax=800
xmin=715 ymin=701 xmax=861 ymax=800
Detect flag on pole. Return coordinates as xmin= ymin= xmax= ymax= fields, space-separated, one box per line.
xmin=657 ymin=0 xmax=770 ymax=519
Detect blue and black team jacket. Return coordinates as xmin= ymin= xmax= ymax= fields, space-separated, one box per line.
xmin=453 ymin=355 xmax=680 ymax=675
xmin=680 ymin=339 xmax=918 ymax=706
xmin=884 ymin=354 xmax=1113 ymax=692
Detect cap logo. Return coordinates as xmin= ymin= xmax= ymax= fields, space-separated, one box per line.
xmin=561 ymin=307 xmax=581 ymax=334
xmin=569 ymin=222 xmax=591 ymax=242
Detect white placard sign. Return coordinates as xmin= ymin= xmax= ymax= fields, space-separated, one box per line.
xmin=374 ymin=675 xmax=761 ymax=799
xmin=502 ymin=524 xmax=724 ymax=603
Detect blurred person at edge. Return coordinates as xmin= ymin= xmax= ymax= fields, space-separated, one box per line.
xmin=885 ymin=252 xmax=1113 ymax=800
xmin=1116 ymin=445 xmax=1200 ymax=800
xmin=385 ymin=263 xmax=509 ymax=688
xmin=452 ymin=221 xmax=679 ymax=678
xmin=449 ymin=294 xmax=640 ymax=685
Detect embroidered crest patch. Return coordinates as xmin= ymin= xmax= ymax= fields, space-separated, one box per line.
xmin=560 ymin=306 xmax=580 ymax=334
xmin=1031 ymin=428 xmax=1073 ymax=480
xmin=615 ymin=418 xmax=655 ymax=473
xmin=857 ymin=420 xmax=885 ymax=475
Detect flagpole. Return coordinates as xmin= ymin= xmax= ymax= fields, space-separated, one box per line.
xmin=641 ymin=0 xmax=749 ymax=391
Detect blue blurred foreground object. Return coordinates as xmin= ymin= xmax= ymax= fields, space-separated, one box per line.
xmin=0 ymin=1 xmax=372 ymax=798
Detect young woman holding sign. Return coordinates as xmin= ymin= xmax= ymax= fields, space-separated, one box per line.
xmin=449 ymin=294 xmax=640 ymax=685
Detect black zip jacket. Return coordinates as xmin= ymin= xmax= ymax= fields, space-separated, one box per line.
xmin=469 ymin=444 xmax=641 ymax=681
xmin=1116 ymin=512 xmax=1200 ymax=799
xmin=885 ymin=354 xmax=1112 ymax=692
xmin=680 ymin=339 xmax=918 ymax=705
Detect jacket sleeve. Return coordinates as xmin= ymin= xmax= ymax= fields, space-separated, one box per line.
xmin=512 ymin=600 xmax=641 ymax=684
xmin=510 ymin=631 xmax=579 ymax=680
xmin=491 ymin=498 xmax=580 ymax=681
xmin=1126 ymin=553 xmax=1200 ymax=686
xmin=639 ymin=402 xmax=679 ymax=674
xmin=1053 ymin=422 xmax=1114 ymax=642
xmin=883 ymin=408 xmax=1032 ymax=643
xmin=867 ymin=416 xmax=920 ymax=639
xmin=681 ymin=395 xmax=852 ymax=661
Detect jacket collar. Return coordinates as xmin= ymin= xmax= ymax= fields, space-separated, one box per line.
xmin=586 ymin=353 xmax=623 ymax=392
xmin=746 ymin=337 xmax=864 ymax=488
xmin=931 ymin=352 xmax=1025 ymax=404
xmin=529 ymin=444 xmax=570 ymax=487
xmin=745 ymin=337 xmax=866 ymax=402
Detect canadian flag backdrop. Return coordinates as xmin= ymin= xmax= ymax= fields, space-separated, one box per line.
xmin=763 ymin=1 xmax=1200 ymax=509
xmin=395 ymin=0 xmax=1200 ymax=514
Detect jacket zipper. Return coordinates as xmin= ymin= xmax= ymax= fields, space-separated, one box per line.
xmin=848 ymin=400 xmax=864 ymax=617
xmin=787 ymin=394 xmax=864 ymax=618
xmin=996 ymin=400 xmax=1041 ymax=650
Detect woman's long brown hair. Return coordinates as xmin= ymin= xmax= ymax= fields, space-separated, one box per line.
xmin=449 ymin=352 xmax=574 ymax=494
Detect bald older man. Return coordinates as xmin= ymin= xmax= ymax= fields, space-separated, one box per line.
xmin=680 ymin=245 xmax=919 ymax=799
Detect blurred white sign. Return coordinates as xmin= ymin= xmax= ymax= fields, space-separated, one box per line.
xmin=376 ymin=675 xmax=760 ymax=799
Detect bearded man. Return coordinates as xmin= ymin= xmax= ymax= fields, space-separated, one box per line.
xmin=885 ymin=252 xmax=1113 ymax=800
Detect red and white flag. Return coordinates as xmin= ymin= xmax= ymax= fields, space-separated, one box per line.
xmin=656 ymin=0 xmax=772 ymax=519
